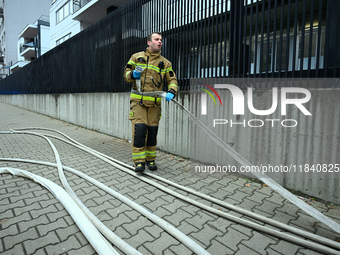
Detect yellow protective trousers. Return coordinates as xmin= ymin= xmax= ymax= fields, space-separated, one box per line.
xmin=129 ymin=101 xmax=161 ymax=164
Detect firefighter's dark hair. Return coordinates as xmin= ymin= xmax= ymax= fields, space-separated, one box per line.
xmin=147 ymin=32 xmax=162 ymax=42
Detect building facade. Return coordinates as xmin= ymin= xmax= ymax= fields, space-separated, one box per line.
xmin=11 ymin=16 xmax=50 ymax=72
xmin=0 ymin=0 xmax=52 ymax=78
xmin=50 ymin=0 xmax=124 ymax=49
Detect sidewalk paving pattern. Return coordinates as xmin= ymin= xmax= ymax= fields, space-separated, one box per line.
xmin=0 ymin=102 xmax=340 ymax=255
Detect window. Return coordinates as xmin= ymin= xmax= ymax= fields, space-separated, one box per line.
xmin=56 ymin=1 xmax=71 ymax=24
xmin=56 ymin=33 xmax=71 ymax=46
xmin=297 ymin=29 xmax=325 ymax=69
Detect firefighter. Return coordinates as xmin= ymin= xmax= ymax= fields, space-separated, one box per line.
xmin=124 ymin=32 xmax=178 ymax=172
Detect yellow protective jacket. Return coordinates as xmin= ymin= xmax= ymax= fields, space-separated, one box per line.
xmin=124 ymin=48 xmax=178 ymax=107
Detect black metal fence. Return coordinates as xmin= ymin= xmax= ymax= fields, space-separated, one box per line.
xmin=0 ymin=0 xmax=339 ymax=94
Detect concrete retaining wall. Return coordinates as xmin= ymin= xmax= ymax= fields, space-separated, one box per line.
xmin=1 ymin=89 xmax=339 ymax=203
xmin=0 ymin=92 xmax=191 ymax=158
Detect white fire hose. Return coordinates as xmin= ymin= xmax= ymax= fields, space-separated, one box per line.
xmin=0 ymin=167 xmax=119 ymax=255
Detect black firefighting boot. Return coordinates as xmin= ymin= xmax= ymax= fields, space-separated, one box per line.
xmin=135 ymin=162 xmax=145 ymax=172
xmin=146 ymin=161 xmax=157 ymax=171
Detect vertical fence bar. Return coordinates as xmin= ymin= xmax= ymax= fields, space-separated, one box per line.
xmin=183 ymin=0 xmax=188 ymax=86
xmin=180 ymin=0 xmax=185 ymax=88
xmin=291 ymin=0 xmax=299 ymax=78
xmin=231 ymin=0 xmax=235 ymax=78
xmin=284 ymin=0 xmax=291 ymax=78
xmin=207 ymin=0 xmax=211 ymax=78
xmin=153 ymin=0 xmax=156 ymax=33
xmin=307 ymin=0 xmax=315 ymax=77
xmin=277 ymin=0 xmax=284 ymax=77
xmin=133 ymin=0 xmax=137 ymax=52
xmin=160 ymin=0 xmax=163 ymax=33
xmin=209 ymin=0 xmax=213 ymax=78
xmin=198 ymin=0 xmax=203 ymax=78
xmin=202 ymin=0 xmax=207 ymax=78
xmin=144 ymin=0 xmax=148 ymax=36
xmin=148 ymin=0 xmax=155 ymax=34
xmin=228 ymin=0 xmax=232 ymax=77
xmin=178 ymin=0 xmax=181 ymax=82
xmin=170 ymin=0 xmax=174 ymax=80
xmin=324 ymin=0 xmax=330 ymax=77
xmin=202 ymin=0 xmax=205 ymax=78
xmin=159 ymin=0 xmax=162 ymax=32
xmin=185 ymin=0 xmax=188 ymax=87
xmin=220 ymin=0 xmax=224 ymax=77
xmin=237 ymin=0 xmax=243 ymax=77
xmin=187 ymin=0 xmax=190 ymax=82
xmin=223 ymin=0 xmax=227 ymax=77
xmin=189 ymin=0 xmax=193 ymax=83
xmin=172 ymin=0 xmax=175 ymax=74
xmin=315 ymin=0 xmax=323 ymax=76
xmin=196 ymin=0 xmax=200 ymax=79
xmin=236 ymin=0 xmax=241 ymax=77
xmin=194 ymin=0 xmax=199 ymax=79
xmin=163 ymin=0 xmax=166 ymax=33
xmin=253 ymin=0 xmax=259 ymax=77
xmin=248 ymin=0 xmax=253 ymax=77
xmin=229 ymin=0 xmax=234 ymax=77
xmin=215 ymin=0 xmax=219 ymax=77
xmin=213 ymin=0 xmax=216 ymax=78
xmin=193 ymin=0 xmax=196 ymax=79
xmin=198 ymin=0 xmax=202 ymax=79
xmin=299 ymin=0 xmax=306 ymax=76
xmin=259 ymin=0 xmax=264 ymax=77
xmin=242 ymin=0 xmax=248 ymax=78
xmin=271 ymin=0 xmax=278 ymax=77
xmin=155 ymin=0 xmax=158 ymax=32
xmin=190 ymin=0 xmax=193 ymax=83
xmin=323 ymin=0 xmax=340 ymax=77
xmin=151 ymin=0 xmax=154 ymax=35
xmin=146 ymin=0 xmax=149 ymax=39
xmin=265 ymin=0 xmax=271 ymax=77
xmin=177 ymin=0 xmax=181 ymax=84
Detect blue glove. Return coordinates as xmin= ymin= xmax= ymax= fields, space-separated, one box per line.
xmin=166 ymin=92 xmax=175 ymax=101
xmin=132 ymin=70 xmax=142 ymax=79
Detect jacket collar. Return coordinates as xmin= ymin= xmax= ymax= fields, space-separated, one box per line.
xmin=145 ymin=48 xmax=161 ymax=57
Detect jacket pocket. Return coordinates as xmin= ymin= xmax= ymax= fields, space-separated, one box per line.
xmin=129 ymin=101 xmax=137 ymax=121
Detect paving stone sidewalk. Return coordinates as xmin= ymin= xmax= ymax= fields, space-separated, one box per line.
xmin=0 ymin=102 xmax=340 ymax=255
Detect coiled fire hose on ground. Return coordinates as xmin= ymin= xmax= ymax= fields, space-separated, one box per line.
xmin=0 ymin=130 xmax=209 ymax=255
xmin=0 ymin=167 xmax=120 ymax=255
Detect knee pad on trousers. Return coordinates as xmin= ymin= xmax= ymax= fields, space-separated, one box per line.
xmin=134 ymin=123 xmax=148 ymax=148
xmin=146 ymin=126 xmax=159 ymax=147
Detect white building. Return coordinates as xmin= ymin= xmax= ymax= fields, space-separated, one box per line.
xmin=11 ymin=16 xmax=50 ymax=72
xmin=50 ymin=0 xmax=126 ymax=49
xmin=0 ymin=0 xmax=52 ymax=77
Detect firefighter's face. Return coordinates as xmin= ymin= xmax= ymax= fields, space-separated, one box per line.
xmin=148 ymin=34 xmax=162 ymax=52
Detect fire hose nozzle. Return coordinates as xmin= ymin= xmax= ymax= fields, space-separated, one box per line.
xmin=135 ymin=66 xmax=144 ymax=92
xmin=135 ymin=66 xmax=144 ymax=73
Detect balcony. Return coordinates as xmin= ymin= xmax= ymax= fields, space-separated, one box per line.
xmin=20 ymin=38 xmax=37 ymax=59
xmin=0 ymin=7 xmax=3 ymax=18
xmin=20 ymin=47 xmax=36 ymax=59
xmin=72 ymin=0 xmax=124 ymax=24
xmin=18 ymin=23 xmax=39 ymax=59
xmin=10 ymin=61 xmax=30 ymax=73
xmin=19 ymin=24 xmax=38 ymax=40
